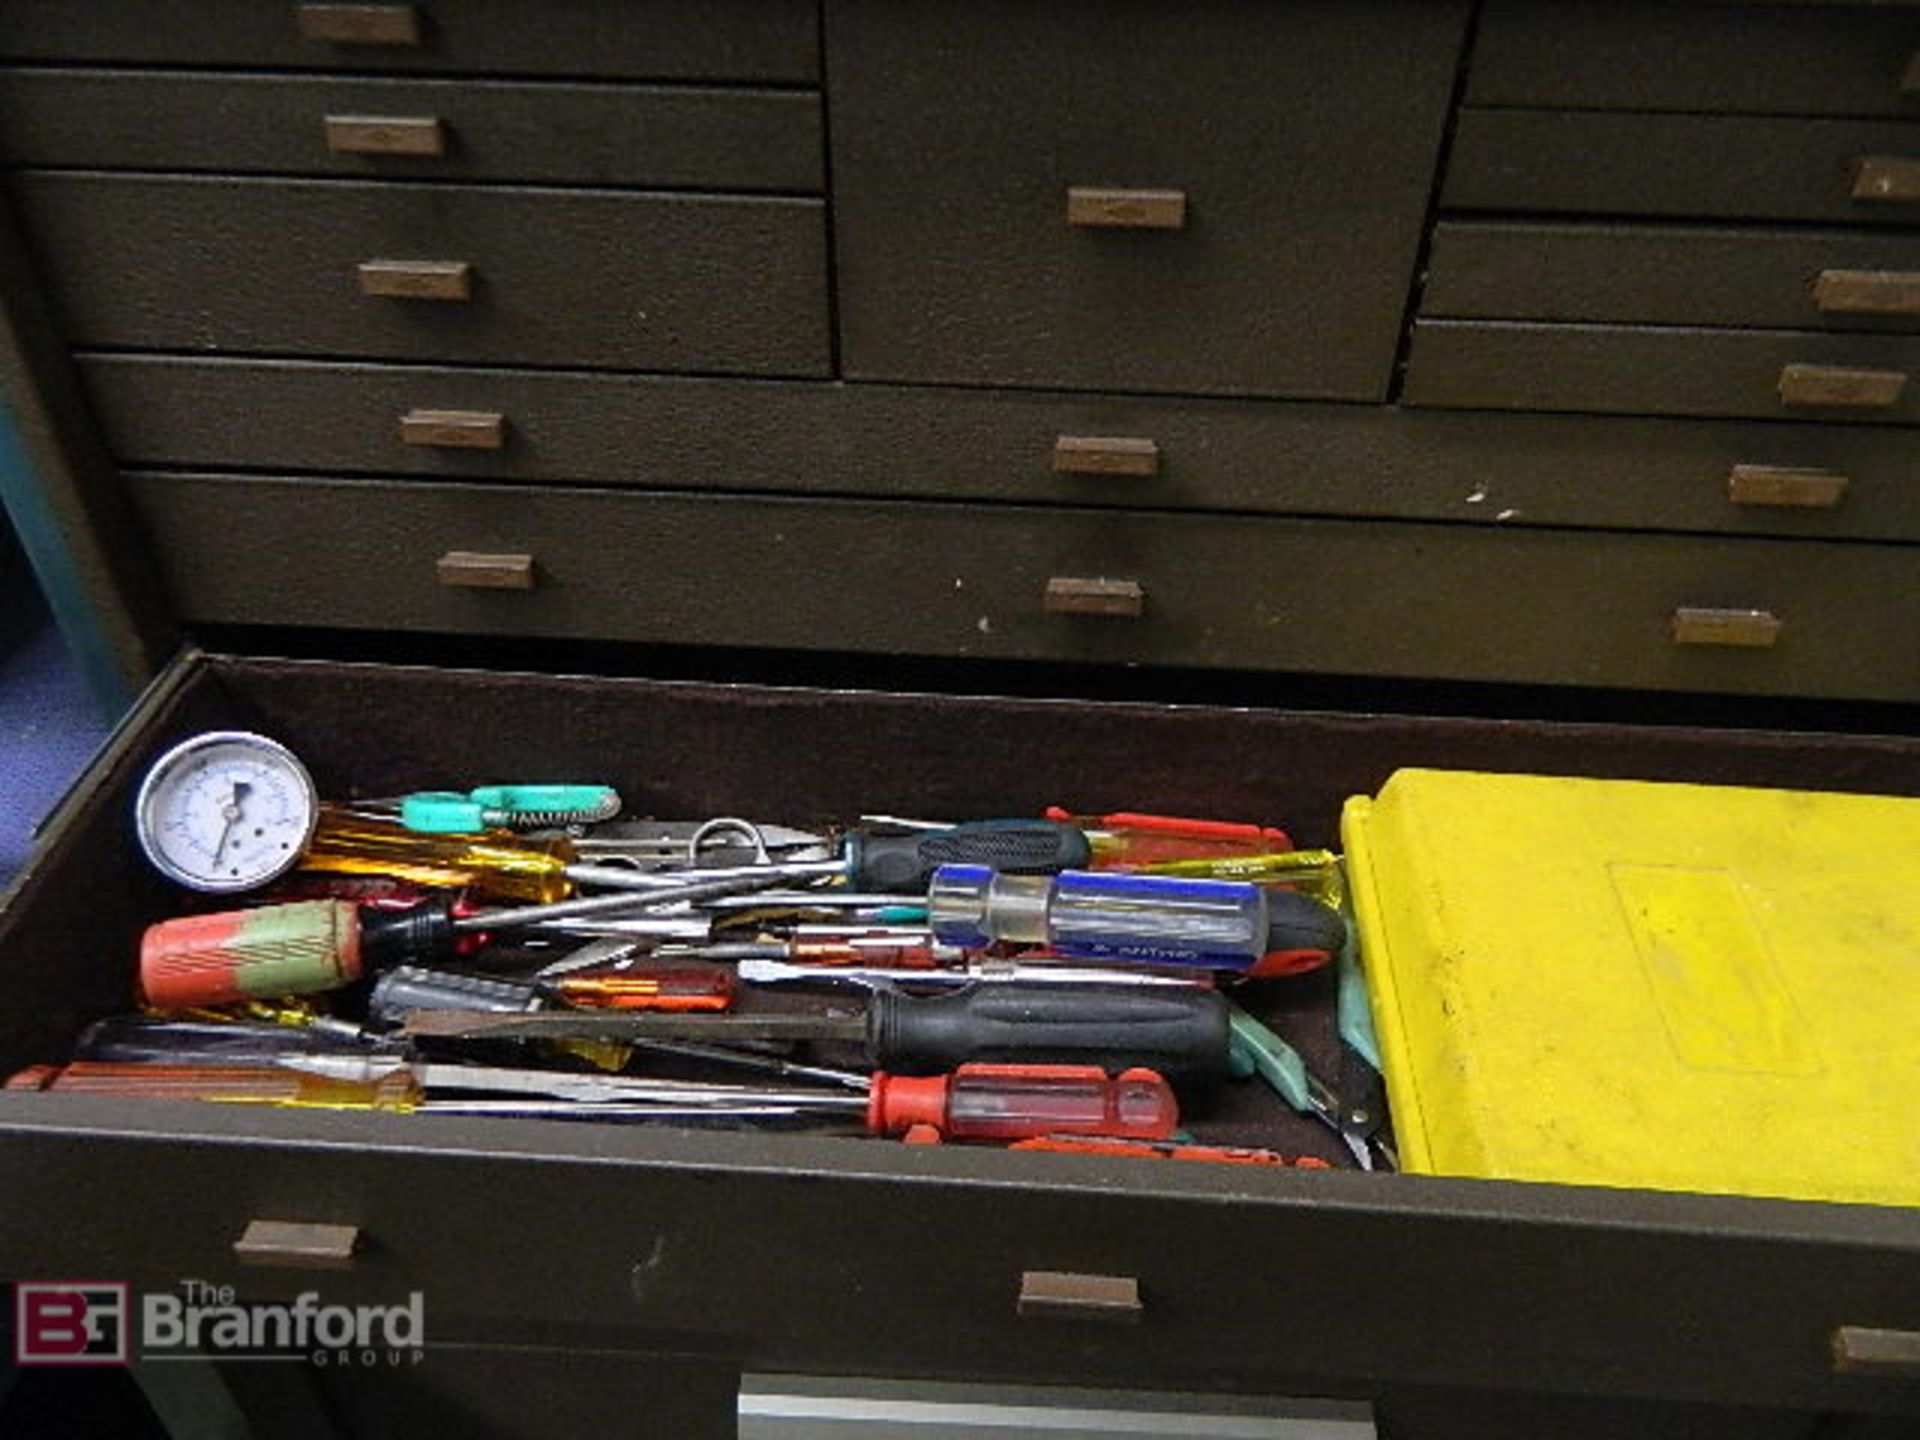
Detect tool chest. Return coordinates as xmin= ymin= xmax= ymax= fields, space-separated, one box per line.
xmin=6 ymin=653 xmax=1920 ymax=1440
xmin=2 ymin=2 xmax=1920 ymax=1436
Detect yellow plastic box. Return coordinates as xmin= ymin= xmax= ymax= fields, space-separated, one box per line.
xmin=1341 ymin=768 xmax=1920 ymax=1207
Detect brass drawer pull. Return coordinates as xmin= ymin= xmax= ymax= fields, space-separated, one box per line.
xmin=325 ymin=114 xmax=446 ymax=158
xmin=1066 ymin=187 xmax=1187 ymax=231
xmin=1017 ymin=1270 xmax=1143 ymax=1323
xmin=1851 ymin=156 xmax=1920 ymax=204
xmin=1044 ymin=577 xmax=1147 ymax=618
xmin=295 ymin=3 xmax=422 ymax=46
xmin=234 ymin=1219 xmax=361 ymax=1271
xmin=1671 ymin=607 xmax=1782 ymax=649
xmin=1777 ymin=362 xmax=1908 ymax=410
xmin=1813 ymin=269 xmax=1920 ymax=318
xmin=401 ymin=408 xmax=505 ymax=450
xmin=436 ymin=551 xmax=535 ymax=590
xmin=1727 ymin=464 xmax=1848 ymax=509
xmin=1051 ymin=435 xmax=1161 ymax=477
xmin=1833 ymin=1325 xmax=1920 ymax=1376
xmin=358 ymin=259 xmax=473 ymax=302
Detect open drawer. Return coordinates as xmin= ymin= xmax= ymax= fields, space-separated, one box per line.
xmin=4 ymin=650 xmax=1920 ymax=1427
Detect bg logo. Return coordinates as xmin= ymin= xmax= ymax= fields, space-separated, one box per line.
xmin=14 ymin=1283 xmax=129 ymax=1365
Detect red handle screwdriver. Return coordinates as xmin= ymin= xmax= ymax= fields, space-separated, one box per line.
xmin=8 ymin=1059 xmax=1177 ymax=1142
xmin=868 ymin=1064 xmax=1176 ymax=1141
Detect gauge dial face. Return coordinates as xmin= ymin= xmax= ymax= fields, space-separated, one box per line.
xmin=134 ymin=732 xmax=318 ymax=892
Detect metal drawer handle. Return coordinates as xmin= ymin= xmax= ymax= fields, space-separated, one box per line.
xmin=358 ymin=259 xmax=473 ymax=302
xmin=234 ymin=1220 xmax=361 ymax=1271
xmin=1671 ymin=607 xmax=1782 ymax=649
xmin=401 ymin=408 xmax=506 ymax=450
xmin=1834 ymin=1325 xmax=1920 ymax=1376
xmin=1017 ymin=1270 xmax=1143 ymax=1323
xmin=1727 ymin=464 xmax=1848 ymax=509
xmin=1051 ymin=435 xmax=1161 ymax=478
xmin=1066 ymin=187 xmax=1187 ymax=231
xmin=1777 ymin=362 xmax=1908 ymax=410
xmin=1044 ymin=577 xmax=1147 ymax=618
xmin=295 ymin=3 xmax=422 ymax=46
xmin=1903 ymin=53 xmax=1920 ymax=96
xmin=1813 ymin=268 xmax=1920 ymax=318
xmin=437 ymin=551 xmax=536 ymax=590
xmin=325 ymin=114 xmax=446 ymax=158
xmin=1851 ymin=156 xmax=1920 ymax=204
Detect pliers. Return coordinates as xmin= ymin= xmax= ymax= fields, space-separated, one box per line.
xmin=1226 ymin=923 xmax=1396 ymax=1170
xmin=1227 ymin=1004 xmax=1375 ymax=1169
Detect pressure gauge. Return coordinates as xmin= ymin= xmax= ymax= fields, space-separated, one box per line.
xmin=134 ymin=731 xmax=318 ymax=893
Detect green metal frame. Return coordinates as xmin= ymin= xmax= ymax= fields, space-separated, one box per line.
xmin=0 ymin=386 xmax=132 ymax=716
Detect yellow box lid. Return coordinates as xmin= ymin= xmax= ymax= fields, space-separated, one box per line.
xmin=1341 ymin=768 xmax=1920 ymax=1207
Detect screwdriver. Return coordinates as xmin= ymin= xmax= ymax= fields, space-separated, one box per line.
xmin=399 ymin=981 xmax=1232 ymax=1089
xmin=73 ymin=1015 xmax=400 ymax=1065
xmin=6 ymin=1060 xmax=1179 ymax=1141
xmin=543 ymin=968 xmax=736 ymax=1012
xmin=311 ymin=811 xmax=1095 ymax=897
xmin=2 ymin=1060 xmax=825 ymax=1121
xmin=139 ymin=870 xmax=792 ymax=1009
xmin=668 ymin=932 xmax=960 ymax=969
xmin=300 ymin=807 xmax=698 ymax=903
xmin=1008 ymin=1135 xmax=1333 ymax=1167
xmin=285 ymin=1053 xmax=1179 ymax=1143
xmin=1043 ymin=808 xmax=1294 ymax=867
xmin=577 ymin=820 xmax=1095 ymax=894
xmin=1136 ymin=849 xmax=1345 ymax=906
xmin=736 ymin=958 xmax=1207 ymax=990
xmin=926 ymin=866 xmax=1346 ymax=975
xmin=362 ymin=964 xmax=736 ymax=1028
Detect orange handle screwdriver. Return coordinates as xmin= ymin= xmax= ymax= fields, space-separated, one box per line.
xmin=544 ymin=967 xmax=736 ymax=1012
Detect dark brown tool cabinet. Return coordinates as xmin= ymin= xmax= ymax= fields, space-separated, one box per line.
xmin=3 ymin=3 xmax=1920 ymax=1437
xmin=8 ymin=656 xmax=1920 ymax=1440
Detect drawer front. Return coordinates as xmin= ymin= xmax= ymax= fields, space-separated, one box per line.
xmin=0 ymin=69 xmax=823 ymax=193
xmin=81 ymin=355 xmax=1920 ymax=543
xmin=0 ymin=0 xmax=818 ymax=83
xmin=1469 ymin=1 xmax=1920 ymax=118
xmin=7 ymin=1112 xmax=1920 ymax=1418
xmin=1406 ymin=322 xmax=1920 ymax=427
xmin=1445 ymin=111 xmax=1920 ymax=227
xmin=829 ymin=0 xmax=1468 ymax=401
xmin=1425 ymin=223 xmax=1920 ymax=333
xmin=125 ymin=473 xmax=1920 ymax=700
xmin=14 ymin=174 xmax=829 ymax=376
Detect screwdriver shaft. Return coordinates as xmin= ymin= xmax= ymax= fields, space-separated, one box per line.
xmin=452 ymin=868 xmax=818 ymax=932
xmin=402 ymin=1009 xmax=869 ymax=1044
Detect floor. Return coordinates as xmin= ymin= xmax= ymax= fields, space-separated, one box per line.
xmin=1 ymin=547 xmax=109 ymax=889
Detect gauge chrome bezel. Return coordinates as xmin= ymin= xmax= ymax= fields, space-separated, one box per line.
xmin=133 ymin=730 xmax=319 ymax=893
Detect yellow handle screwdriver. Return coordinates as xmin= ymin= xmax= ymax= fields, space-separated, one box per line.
xmin=1136 ymin=849 xmax=1345 ymax=905
xmin=300 ymin=807 xmax=691 ymax=902
xmin=6 ymin=1061 xmax=422 ymax=1110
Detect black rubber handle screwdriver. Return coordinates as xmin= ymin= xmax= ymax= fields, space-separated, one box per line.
xmin=845 ymin=820 xmax=1093 ymax=891
xmin=401 ymin=982 xmax=1231 ymax=1089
